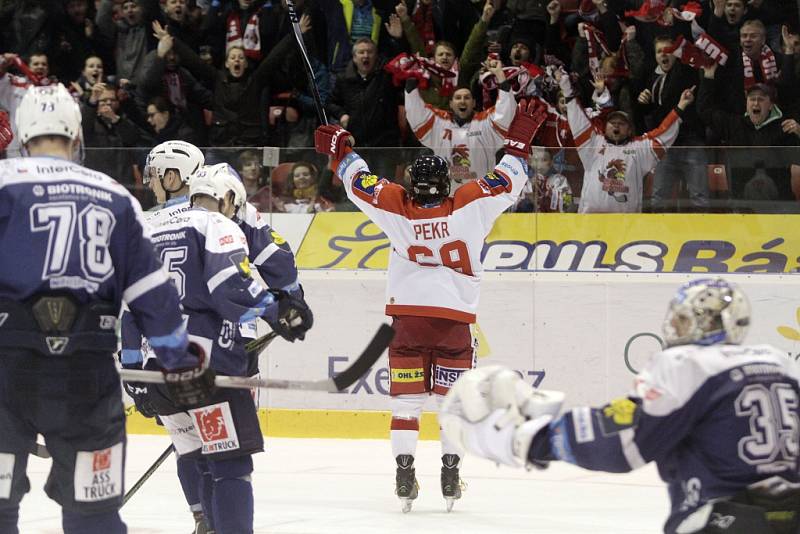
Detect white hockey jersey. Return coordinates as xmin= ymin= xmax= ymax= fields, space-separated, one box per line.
xmin=336 ymin=148 xmax=528 ymax=323
xmin=404 ymin=88 xmax=516 ymax=189
xmin=566 ymin=98 xmax=682 ymax=213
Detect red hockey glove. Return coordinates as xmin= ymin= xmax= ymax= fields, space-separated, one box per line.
xmin=314 ymin=124 xmax=353 ymax=161
xmin=0 ymin=111 xmax=13 ymax=152
xmin=503 ymin=99 xmax=549 ymax=158
xmin=162 ymin=342 xmax=216 ymax=408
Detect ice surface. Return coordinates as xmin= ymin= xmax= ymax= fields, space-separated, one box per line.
xmin=19 ymin=435 xmax=665 ymax=533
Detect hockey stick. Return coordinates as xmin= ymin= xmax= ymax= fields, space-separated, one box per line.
xmin=122 ymin=444 xmax=174 ymax=507
xmin=118 ymin=323 xmax=394 ymax=392
xmin=285 ymin=0 xmax=328 ymax=125
xmin=29 ymin=441 xmax=50 ymax=458
xmin=244 ymin=330 xmax=278 ymax=358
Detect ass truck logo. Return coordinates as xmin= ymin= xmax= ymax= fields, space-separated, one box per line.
xmin=93 ymin=449 xmax=111 ymax=471
xmin=191 ymin=402 xmax=241 ymax=454
xmin=195 ymin=406 xmax=229 ymax=442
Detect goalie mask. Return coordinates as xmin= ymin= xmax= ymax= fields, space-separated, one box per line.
xmin=410 ymin=155 xmax=450 ymax=204
xmin=662 ymin=278 xmax=750 ymax=347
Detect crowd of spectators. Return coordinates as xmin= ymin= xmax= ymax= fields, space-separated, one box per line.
xmin=0 ymin=0 xmax=799 ymax=213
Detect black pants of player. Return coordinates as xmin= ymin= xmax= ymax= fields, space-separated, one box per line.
xmin=0 ymin=350 xmax=126 ymax=534
xmin=696 ymin=494 xmax=800 ymax=534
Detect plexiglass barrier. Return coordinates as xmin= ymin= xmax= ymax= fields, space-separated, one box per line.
xmin=17 ymin=145 xmax=800 ymax=274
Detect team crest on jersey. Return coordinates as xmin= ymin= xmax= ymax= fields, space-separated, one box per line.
xmin=599 ymin=159 xmax=629 ymax=202
xmin=353 ymin=173 xmax=380 ymax=196
xmin=596 ymin=397 xmax=640 ymax=436
xmin=479 ymin=170 xmax=511 ymax=194
xmin=230 ymin=252 xmax=252 ymax=278
xmin=270 ymin=230 xmax=286 ymax=245
xmin=190 ymin=402 xmax=240 ymax=454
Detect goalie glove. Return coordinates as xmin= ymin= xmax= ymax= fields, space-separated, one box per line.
xmin=440 ymin=365 xmax=563 ymax=468
xmin=314 ymin=124 xmax=353 ymax=161
xmin=503 ymin=99 xmax=549 ymax=158
xmin=441 ymin=409 xmax=553 ymax=468
xmin=162 ymin=342 xmax=216 ymax=408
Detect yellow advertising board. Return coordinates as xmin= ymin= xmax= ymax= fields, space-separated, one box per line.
xmin=296 ymin=213 xmax=800 ymax=273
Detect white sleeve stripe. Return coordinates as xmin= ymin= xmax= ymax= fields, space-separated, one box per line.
xmin=123 ymin=268 xmax=170 ymax=304
xmin=207 ymin=265 xmax=238 ymax=293
xmin=253 ymin=243 xmax=279 ymax=266
xmin=619 ymin=428 xmax=646 ymax=469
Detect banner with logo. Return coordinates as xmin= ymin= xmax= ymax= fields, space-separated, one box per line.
xmin=262 ymin=272 xmax=800 ymax=410
xmin=295 ymin=213 xmax=800 ymax=273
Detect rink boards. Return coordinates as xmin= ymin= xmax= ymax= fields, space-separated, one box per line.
xmin=126 ymin=271 xmax=800 ymax=439
xmin=126 ymin=213 xmax=800 ymax=438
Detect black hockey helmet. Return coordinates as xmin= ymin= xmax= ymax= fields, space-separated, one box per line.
xmin=409 ymin=155 xmax=450 ymax=203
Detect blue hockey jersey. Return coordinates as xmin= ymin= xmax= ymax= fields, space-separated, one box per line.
xmin=140 ymin=207 xmax=274 ymax=376
xmin=144 ymin=197 xmax=298 ymax=289
xmin=0 ymin=156 xmax=190 ymax=368
xmin=543 ymin=343 xmax=800 ymax=533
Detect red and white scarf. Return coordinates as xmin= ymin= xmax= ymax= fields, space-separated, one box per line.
xmin=742 ymin=45 xmax=779 ymax=89
xmin=479 ymin=63 xmax=544 ymax=104
xmin=226 ymin=11 xmax=262 ymax=61
xmin=625 ymin=0 xmax=702 ymax=26
xmin=584 ymin=24 xmax=629 ymax=79
xmin=667 ymin=33 xmax=729 ymax=70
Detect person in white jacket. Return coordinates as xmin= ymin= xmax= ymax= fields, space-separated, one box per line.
xmin=404 ymin=60 xmax=516 ymax=192
xmin=557 ymin=70 xmax=695 ymax=213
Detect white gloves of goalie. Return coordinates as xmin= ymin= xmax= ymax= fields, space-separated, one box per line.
xmin=440 ymin=365 xmax=564 ymax=469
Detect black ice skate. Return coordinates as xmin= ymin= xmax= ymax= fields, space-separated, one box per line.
xmin=441 ymin=454 xmax=465 ymax=512
xmin=192 ymin=511 xmax=214 ymax=534
xmin=395 ymin=454 xmax=419 ymax=513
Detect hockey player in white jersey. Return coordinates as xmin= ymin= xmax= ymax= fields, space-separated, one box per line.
xmin=314 ymin=99 xmax=548 ymax=512
xmin=442 ymin=278 xmax=800 ymax=534
xmin=126 ymin=163 xmax=312 ymax=534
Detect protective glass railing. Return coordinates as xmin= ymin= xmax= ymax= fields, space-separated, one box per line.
xmin=67 ymin=145 xmax=800 ymax=215
xmin=14 ymin=145 xmax=800 ymax=274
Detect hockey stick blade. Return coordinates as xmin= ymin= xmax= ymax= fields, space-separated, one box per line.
xmin=118 ymin=323 xmax=394 ymax=393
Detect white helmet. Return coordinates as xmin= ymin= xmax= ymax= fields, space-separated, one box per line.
xmin=662 ymin=278 xmax=751 ymax=347
xmin=143 ymin=140 xmax=204 ymax=186
xmin=16 ymin=83 xmax=82 ymax=145
xmin=189 ymin=163 xmax=247 ymax=218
